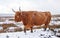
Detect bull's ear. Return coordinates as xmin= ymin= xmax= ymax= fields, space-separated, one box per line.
xmin=12 ymin=9 xmax=15 ymax=12
xmin=19 ymin=7 xmax=21 ymax=11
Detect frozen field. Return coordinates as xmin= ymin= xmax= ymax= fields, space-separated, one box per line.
xmin=0 ymin=16 xmax=60 ymax=38
xmin=0 ymin=28 xmax=59 ymax=38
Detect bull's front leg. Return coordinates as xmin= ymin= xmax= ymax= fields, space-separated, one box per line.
xmin=31 ymin=27 xmax=33 ymax=33
xmin=24 ymin=26 xmax=26 ymax=33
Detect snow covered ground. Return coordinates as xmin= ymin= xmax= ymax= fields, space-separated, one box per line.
xmin=49 ymin=17 xmax=60 ymax=25
xmin=0 ymin=17 xmax=60 ymax=38
xmin=0 ymin=28 xmax=59 ymax=38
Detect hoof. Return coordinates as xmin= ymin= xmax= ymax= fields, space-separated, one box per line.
xmin=31 ymin=31 xmax=33 ymax=33
xmin=44 ymin=29 xmax=46 ymax=31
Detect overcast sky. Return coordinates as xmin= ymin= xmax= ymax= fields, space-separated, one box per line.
xmin=0 ymin=0 xmax=60 ymax=15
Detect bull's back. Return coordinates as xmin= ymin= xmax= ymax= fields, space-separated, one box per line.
xmin=32 ymin=11 xmax=51 ymax=25
xmin=32 ymin=12 xmax=46 ymax=25
xmin=21 ymin=11 xmax=51 ymax=26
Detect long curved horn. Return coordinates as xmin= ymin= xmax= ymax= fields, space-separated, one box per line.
xmin=12 ymin=9 xmax=15 ymax=12
xmin=19 ymin=7 xmax=21 ymax=11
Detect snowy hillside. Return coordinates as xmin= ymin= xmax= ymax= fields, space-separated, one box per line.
xmin=0 ymin=15 xmax=60 ymax=38
xmin=0 ymin=28 xmax=59 ymax=38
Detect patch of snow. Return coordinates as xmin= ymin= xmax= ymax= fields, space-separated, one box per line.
xmin=4 ymin=20 xmax=15 ymax=24
xmin=6 ymin=27 xmax=15 ymax=32
xmin=0 ymin=22 xmax=4 ymax=24
xmin=54 ymin=28 xmax=60 ymax=32
xmin=15 ymin=22 xmax=24 ymax=30
xmin=8 ymin=27 xmax=15 ymax=30
xmin=0 ymin=27 xmax=3 ymax=30
xmin=0 ymin=28 xmax=59 ymax=38
xmin=56 ymin=33 xmax=60 ymax=36
xmin=49 ymin=21 xmax=60 ymax=25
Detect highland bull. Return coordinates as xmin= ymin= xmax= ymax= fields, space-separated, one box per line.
xmin=12 ymin=8 xmax=51 ymax=33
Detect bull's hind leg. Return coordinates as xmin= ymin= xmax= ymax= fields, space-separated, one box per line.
xmin=44 ymin=24 xmax=49 ymax=31
xmin=44 ymin=18 xmax=51 ymax=31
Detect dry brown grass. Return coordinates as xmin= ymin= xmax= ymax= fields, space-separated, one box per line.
xmin=0 ymin=30 xmax=6 ymax=33
xmin=0 ymin=24 xmax=60 ymax=33
xmin=49 ymin=25 xmax=60 ymax=28
xmin=14 ymin=27 xmax=23 ymax=32
xmin=2 ymin=23 xmax=17 ymax=30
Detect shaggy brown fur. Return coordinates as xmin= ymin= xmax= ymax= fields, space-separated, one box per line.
xmin=13 ymin=9 xmax=51 ymax=33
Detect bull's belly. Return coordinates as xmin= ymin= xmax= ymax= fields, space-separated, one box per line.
xmin=34 ymin=23 xmax=44 ymax=26
xmin=33 ymin=20 xmax=45 ymax=25
xmin=32 ymin=17 xmax=46 ymax=25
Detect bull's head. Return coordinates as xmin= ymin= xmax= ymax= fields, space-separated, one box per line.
xmin=12 ymin=7 xmax=22 ymax=22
